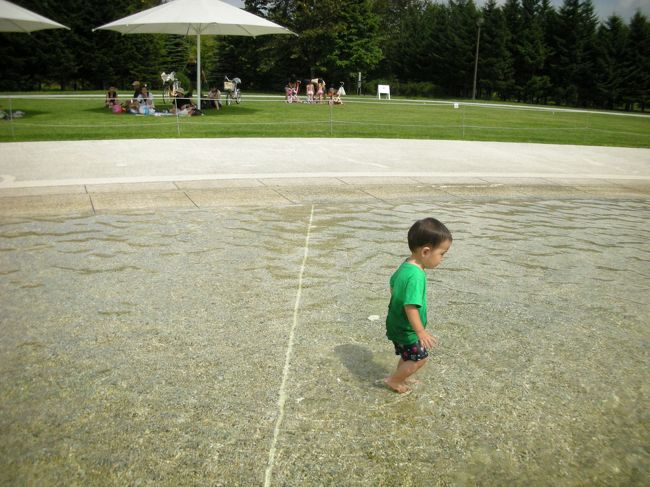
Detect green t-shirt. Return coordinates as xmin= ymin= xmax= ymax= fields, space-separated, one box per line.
xmin=386 ymin=261 xmax=427 ymax=345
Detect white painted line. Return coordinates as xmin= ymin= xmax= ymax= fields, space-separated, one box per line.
xmin=264 ymin=204 xmax=315 ymax=487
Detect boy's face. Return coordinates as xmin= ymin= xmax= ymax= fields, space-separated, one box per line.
xmin=421 ymin=239 xmax=452 ymax=269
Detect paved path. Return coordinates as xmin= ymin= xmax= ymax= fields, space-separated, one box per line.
xmin=0 ymin=138 xmax=648 ymax=216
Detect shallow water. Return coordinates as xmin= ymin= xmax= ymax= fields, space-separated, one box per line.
xmin=1 ymin=199 xmax=648 ymax=485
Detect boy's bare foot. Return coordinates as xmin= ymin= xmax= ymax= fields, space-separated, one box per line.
xmin=383 ymin=378 xmax=412 ymax=394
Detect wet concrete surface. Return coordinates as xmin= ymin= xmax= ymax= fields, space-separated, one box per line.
xmin=0 ymin=176 xmax=648 ymax=217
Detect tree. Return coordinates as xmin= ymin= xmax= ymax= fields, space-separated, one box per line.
xmin=233 ymin=0 xmax=383 ymax=90
xmin=479 ymin=0 xmax=514 ymax=99
xmin=378 ymin=1 xmax=441 ymax=83
xmin=622 ymin=11 xmax=650 ymax=111
xmin=436 ymin=0 xmax=481 ymax=98
xmin=504 ymin=0 xmax=549 ymax=102
xmin=0 ymin=0 xmax=646 ymax=111
xmin=594 ymin=15 xmax=629 ymax=109
xmin=327 ymin=0 xmax=383 ymax=83
xmin=521 ymin=0 xmax=548 ymax=102
xmin=549 ymin=0 xmax=598 ymax=106
xmin=0 ymin=0 xmax=74 ymax=89
xmin=161 ymin=36 xmax=192 ymax=75
xmin=535 ymin=0 xmax=557 ymax=104
xmin=372 ymin=0 xmax=421 ymax=80
xmin=502 ymin=0 xmax=522 ymax=100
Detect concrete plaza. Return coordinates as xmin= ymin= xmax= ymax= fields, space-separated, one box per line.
xmin=0 ymin=138 xmax=649 ymax=216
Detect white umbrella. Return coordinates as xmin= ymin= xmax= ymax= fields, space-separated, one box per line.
xmin=94 ymin=0 xmax=293 ymax=108
xmin=0 ymin=0 xmax=69 ymax=32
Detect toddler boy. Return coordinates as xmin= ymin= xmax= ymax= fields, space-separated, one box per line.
xmin=384 ymin=217 xmax=452 ymax=394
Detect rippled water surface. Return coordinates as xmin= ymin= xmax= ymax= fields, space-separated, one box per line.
xmin=1 ymin=199 xmax=648 ymax=485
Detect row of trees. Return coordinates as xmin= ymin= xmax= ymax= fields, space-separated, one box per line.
xmin=1 ymin=0 xmax=649 ymax=110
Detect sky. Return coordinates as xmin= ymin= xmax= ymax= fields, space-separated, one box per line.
xmin=481 ymin=0 xmax=650 ymax=21
xmin=225 ymin=1 xmax=650 ymax=22
xmin=582 ymin=0 xmax=650 ymax=21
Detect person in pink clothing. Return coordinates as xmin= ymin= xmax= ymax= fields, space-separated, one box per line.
xmin=306 ymin=81 xmax=315 ymax=103
xmin=316 ymin=78 xmax=325 ymax=103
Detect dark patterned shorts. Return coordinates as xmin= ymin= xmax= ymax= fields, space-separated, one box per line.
xmin=393 ymin=341 xmax=429 ymax=362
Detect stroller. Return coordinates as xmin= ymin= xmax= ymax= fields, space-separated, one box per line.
xmin=161 ymin=71 xmax=181 ymax=104
xmin=223 ymin=76 xmax=242 ymax=105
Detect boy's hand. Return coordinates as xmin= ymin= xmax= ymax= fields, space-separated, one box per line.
xmin=405 ymin=305 xmax=439 ymax=350
xmin=416 ymin=330 xmax=438 ymax=350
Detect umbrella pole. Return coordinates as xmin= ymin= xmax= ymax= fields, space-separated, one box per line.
xmin=197 ymin=34 xmax=201 ymax=110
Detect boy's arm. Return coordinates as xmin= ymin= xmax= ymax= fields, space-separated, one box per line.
xmin=404 ymin=305 xmax=438 ymax=350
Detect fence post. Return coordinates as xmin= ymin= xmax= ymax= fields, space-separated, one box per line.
xmin=329 ymin=98 xmax=333 ymax=136
xmin=9 ymin=97 xmax=15 ymax=140
xmin=461 ymin=106 xmax=465 ymax=139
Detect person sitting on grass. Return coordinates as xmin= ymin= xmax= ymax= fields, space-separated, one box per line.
xmin=136 ymin=85 xmax=155 ymax=115
xmin=207 ymin=86 xmax=222 ymax=110
xmin=122 ymin=80 xmax=143 ymax=114
xmin=122 ymin=99 xmax=140 ymax=114
xmin=131 ymin=80 xmax=142 ymax=100
xmin=327 ymin=87 xmax=343 ymax=105
xmin=105 ymin=86 xmax=118 ymax=108
xmin=285 ymin=79 xmax=298 ymax=103
xmin=171 ymin=88 xmax=197 ymax=116
xmin=383 ymin=217 xmax=452 ymax=394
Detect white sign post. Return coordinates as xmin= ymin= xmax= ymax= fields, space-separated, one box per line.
xmin=377 ymin=84 xmax=390 ymax=100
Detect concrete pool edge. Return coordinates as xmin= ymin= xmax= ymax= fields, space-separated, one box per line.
xmin=0 ymin=176 xmax=648 ymax=217
xmin=1 ymin=138 xmax=649 ymax=216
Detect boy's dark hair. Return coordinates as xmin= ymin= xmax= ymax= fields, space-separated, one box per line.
xmin=407 ymin=218 xmax=452 ymax=251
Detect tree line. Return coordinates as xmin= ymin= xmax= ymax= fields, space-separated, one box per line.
xmin=1 ymin=0 xmax=649 ymax=111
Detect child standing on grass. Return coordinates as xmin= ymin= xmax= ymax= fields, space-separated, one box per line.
xmin=316 ymin=79 xmax=325 ymax=103
xmin=384 ymin=217 xmax=452 ymax=394
xmin=306 ymin=81 xmax=315 ymax=103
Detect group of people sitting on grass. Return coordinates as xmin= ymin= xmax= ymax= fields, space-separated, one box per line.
xmin=285 ymin=77 xmax=345 ymax=105
xmin=105 ymin=80 xmax=222 ymax=116
xmin=105 ymin=81 xmax=156 ymax=115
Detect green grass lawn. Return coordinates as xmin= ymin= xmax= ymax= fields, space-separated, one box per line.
xmin=1 ymin=92 xmax=650 ymax=147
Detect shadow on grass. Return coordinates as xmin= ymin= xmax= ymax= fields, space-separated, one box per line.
xmin=82 ymin=105 xmax=122 ymax=115
xmin=2 ymin=109 xmax=50 ymax=119
xmin=335 ymin=344 xmax=390 ymax=382
xmin=205 ymin=105 xmax=261 ymax=117
xmin=79 ymin=104 xmax=262 ymax=118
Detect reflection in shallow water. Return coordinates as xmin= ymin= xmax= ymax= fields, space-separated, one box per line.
xmin=0 ymin=199 xmax=648 ymax=485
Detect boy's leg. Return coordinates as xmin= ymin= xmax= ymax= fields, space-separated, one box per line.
xmin=384 ymin=358 xmax=427 ymax=393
